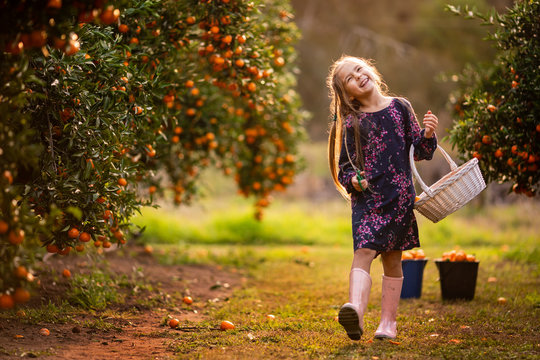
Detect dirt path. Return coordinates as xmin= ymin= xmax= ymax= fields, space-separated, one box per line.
xmin=0 ymin=246 xmax=244 ymax=359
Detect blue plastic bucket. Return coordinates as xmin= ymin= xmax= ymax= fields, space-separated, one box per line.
xmin=401 ymin=259 xmax=428 ymax=299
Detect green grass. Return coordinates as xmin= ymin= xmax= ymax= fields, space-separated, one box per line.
xmin=132 ymin=198 xmax=350 ymax=247
xmin=67 ymin=271 xmax=124 ymax=310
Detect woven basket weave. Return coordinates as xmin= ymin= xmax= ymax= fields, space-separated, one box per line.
xmin=410 ymin=145 xmax=486 ymax=223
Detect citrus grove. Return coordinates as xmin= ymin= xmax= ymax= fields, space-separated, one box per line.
xmin=447 ymin=1 xmax=539 ymax=196
xmin=0 ymin=0 xmax=306 ymax=307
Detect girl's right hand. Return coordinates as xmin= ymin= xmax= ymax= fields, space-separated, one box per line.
xmin=352 ymin=171 xmax=368 ymax=192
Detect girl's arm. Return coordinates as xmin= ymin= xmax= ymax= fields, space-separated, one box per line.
xmin=404 ymin=101 xmax=438 ymax=161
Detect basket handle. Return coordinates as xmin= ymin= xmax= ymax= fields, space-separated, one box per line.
xmin=409 ymin=144 xmax=458 ymax=197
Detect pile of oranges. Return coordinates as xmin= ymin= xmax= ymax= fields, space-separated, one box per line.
xmin=440 ymin=249 xmax=476 ymax=262
xmin=401 ymin=249 xmax=426 ymax=260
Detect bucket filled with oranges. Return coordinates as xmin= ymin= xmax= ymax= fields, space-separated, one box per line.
xmin=401 ymin=249 xmax=428 ymax=299
xmin=435 ymin=249 xmax=479 ymax=301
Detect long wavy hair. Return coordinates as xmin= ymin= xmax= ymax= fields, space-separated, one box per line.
xmin=326 ymin=55 xmax=388 ymax=200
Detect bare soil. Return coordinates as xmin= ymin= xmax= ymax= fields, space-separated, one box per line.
xmin=0 ymin=245 xmax=244 ymax=359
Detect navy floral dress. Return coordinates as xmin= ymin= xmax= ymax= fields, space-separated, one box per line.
xmin=338 ymin=98 xmax=437 ymax=253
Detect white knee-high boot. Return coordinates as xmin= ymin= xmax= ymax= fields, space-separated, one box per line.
xmin=338 ymin=268 xmax=372 ymax=340
xmin=374 ymin=275 xmax=403 ymax=339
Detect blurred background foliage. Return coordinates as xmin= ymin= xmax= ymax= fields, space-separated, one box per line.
xmin=290 ymin=0 xmax=512 ymax=139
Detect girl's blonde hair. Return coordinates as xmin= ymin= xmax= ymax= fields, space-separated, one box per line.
xmin=326 ymin=55 xmax=388 ymax=200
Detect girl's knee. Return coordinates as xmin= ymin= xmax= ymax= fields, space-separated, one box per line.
xmin=354 ymin=248 xmax=377 ymax=259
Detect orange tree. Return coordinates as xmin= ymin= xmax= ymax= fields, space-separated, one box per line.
xmin=447 ymin=1 xmax=539 ymax=196
xmin=0 ymin=0 xmax=305 ymax=307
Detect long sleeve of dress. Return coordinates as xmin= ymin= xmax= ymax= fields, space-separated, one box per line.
xmin=403 ymin=101 xmax=437 ymax=161
xmin=337 ymin=122 xmax=358 ymax=194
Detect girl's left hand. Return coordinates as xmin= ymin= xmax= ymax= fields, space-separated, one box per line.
xmin=423 ymin=110 xmax=438 ymax=138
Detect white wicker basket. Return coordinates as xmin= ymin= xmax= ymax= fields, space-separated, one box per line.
xmin=410 ymin=144 xmax=486 ymax=223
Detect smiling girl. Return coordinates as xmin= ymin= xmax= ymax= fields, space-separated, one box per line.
xmin=326 ymin=56 xmax=438 ymax=341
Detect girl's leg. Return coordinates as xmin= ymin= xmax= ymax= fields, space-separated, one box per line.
xmin=380 ymin=250 xmax=403 ymax=277
xmin=351 ymin=248 xmax=377 ymax=273
xmin=375 ymin=250 xmax=404 ymax=339
xmin=338 ymin=248 xmax=376 ymax=340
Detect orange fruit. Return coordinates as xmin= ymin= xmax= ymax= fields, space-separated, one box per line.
xmin=0 ymin=294 xmax=15 ymax=309
xmin=497 ymin=297 xmax=507 ymax=305
xmin=39 ymin=328 xmax=50 ymax=336
xmin=0 ymin=220 xmax=8 ymax=234
xmin=183 ymin=296 xmax=193 ymax=305
xmin=401 ymin=251 xmax=413 ymax=260
xmin=185 ymin=80 xmax=194 ymax=88
xmin=103 ymin=240 xmax=112 ymax=248
xmin=118 ymin=178 xmax=127 ymax=186
xmin=481 ymin=135 xmax=492 ymax=145
xmin=68 ymin=227 xmax=79 ymax=239
xmin=58 ymin=246 xmax=71 ymax=255
xmin=494 ymin=149 xmax=503 ymax=158
xmin=274 ymin=57 xmax=285 ymax=67
xmin=266 ymin=314 xmax=276 ymax=320
xmin=13 ymin=288 xmax=30 ymax=304
xmin=14 ymin=266 xmax=28 ymax=279
xmin=169 ymin=318 xmax=180 ymax=328
xmin=46 ymin=244 xmax=59 ymax=253
xmin=466 ymin=254 xmax=476 ymax=262
xmin=47 ymin=0 xmax=62 ymax=8
xmin=237 ymin=35 xmax=246 ymax=44
xmin=118 ymin=24 xmax=129 ymax=33
xmin=79 ymin=232 xmax=91 ymax=242
xmin=455 ymin=250 xmax=467 ymax=262
xmin=220 ymin=321 xmax=235 ymax=330
xmin=415 ymin=249 xmax=426 ymax=260
xmin=103 ymin=210 xmax=113 ymax=220
xmin=113 ymin=230 xmax=124 ymax=241
xmin=62 ymin=269 xmax=71 ymax=278
xmin=65 ymin=39 xmax=80 ymax=56
xmin=143 ymin=244 xmax=153 ymax=254
xmin=8 ymin=229 xmax=24 ymax=245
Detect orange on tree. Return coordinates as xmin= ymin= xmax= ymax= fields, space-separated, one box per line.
xmin=0 ymin=294 xmax=15 ymax=310
xmin=14 ymin=266 xmax=28 ymax=279
xmin=13 ymin=288 xmax=30 ymax=304
xmin=0 ymin=220 xmax=9 ymax=234
xmin=449 ymin=3 xmax=538 ymax=197
xmin=76 ymin=231 xmax=89 ymax=243
xmin=8 ymin=229 xmax=25 ymax=245
xmin=68 ymin=227 xmax=80 ymax=239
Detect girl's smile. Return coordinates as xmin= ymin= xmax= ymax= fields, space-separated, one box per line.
xmin=337 ymin=61 xmax=377 ymax=100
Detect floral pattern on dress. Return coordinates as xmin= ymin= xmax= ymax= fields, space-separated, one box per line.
xmin=338 ymin=98 xmax=437 ymax=253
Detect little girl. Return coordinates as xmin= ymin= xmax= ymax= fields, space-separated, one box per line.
xmin=326 ymin=55 xmax=438 ymax=341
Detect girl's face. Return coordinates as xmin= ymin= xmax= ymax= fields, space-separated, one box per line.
xmin=337 ymin=60 xmax=379 ymax=101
